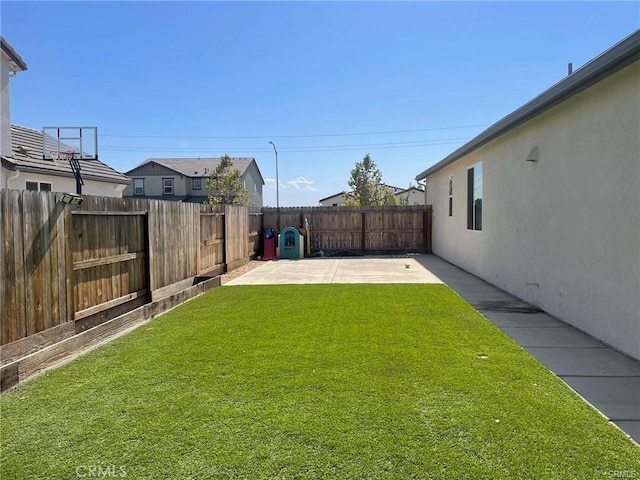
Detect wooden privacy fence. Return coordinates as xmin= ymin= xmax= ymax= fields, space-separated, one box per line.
xmin=0 ymin=190 xmax=259 ymax=358
xmin=1 ymin=191 xmax=429 ymax=363
xmin=262 ymin=205 xmax=432 ymax=253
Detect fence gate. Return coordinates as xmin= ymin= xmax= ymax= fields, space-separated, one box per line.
xmin=71 ymin=211 xmax=150 ymax=331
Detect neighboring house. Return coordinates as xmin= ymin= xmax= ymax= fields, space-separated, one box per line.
xmin=319 ymin=185 xmax=425 ymax=206
xmin=415 ymin=30 xmax=640 ymax=360
xmin=123 ymin=157 xmax=264 ymax=207
xmin=2 ymin=125 xmax=132 ymax=196
xmin=319 ymin=191 xmax=351 ymax=206
xmin=1 ymin=38 xmax=130 ymax=196
xmin=395 ymin=186 xmax=426 ymax=205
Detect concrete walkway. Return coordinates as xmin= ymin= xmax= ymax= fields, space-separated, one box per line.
xmin=225 ymin=254 xmax=640 ymax=443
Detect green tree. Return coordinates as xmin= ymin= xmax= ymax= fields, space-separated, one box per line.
xmin=206 ymin=155 xmax=249 ymax=205
xmin=346 ymin=154 xmax=397 ymax=206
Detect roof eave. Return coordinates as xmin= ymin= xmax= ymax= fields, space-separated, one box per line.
xmin=416 ymin=29 xmax=640 ymax=181
xmin=1 ymin=37 xmax=28 ymax=72
xmin=2 ymin=159 xmax=132 ymax=185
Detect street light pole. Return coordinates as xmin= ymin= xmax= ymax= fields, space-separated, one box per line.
xmin=268 ymin=141 xmax=279 ymax=209
xmin=268 ymin=140 xmax=280 ymax=230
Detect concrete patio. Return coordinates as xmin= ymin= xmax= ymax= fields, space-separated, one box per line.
xmin=225 ymin=254 xmax=640 ymax=444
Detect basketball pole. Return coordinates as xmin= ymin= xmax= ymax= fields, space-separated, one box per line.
xmin=69 ymin=153 xmax=84 ymax=195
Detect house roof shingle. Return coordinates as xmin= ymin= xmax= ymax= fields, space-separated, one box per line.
xmin=416 ymin=28 xmax=640 ymax=180
xmin=1 ymin=125 xmax=131 ymax=185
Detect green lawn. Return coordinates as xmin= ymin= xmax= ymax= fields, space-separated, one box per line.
xmin=1 ymin=284 xmax=638 ymax=479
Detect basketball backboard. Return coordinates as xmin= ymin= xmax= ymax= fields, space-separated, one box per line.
xmin=42 ymin=127 xmax=98 ymax=161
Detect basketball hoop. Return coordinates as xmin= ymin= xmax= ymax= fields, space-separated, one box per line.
xmin=50 ymin=150 xmax=74 ymax=163
xmin=42 ymin=126 xmax=98 ymax=161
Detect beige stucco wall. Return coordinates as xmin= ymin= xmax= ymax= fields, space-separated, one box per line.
xmin=0 ymin=53 xmax=12 ymax=158
xmin=426 ymin=61 xmax=640 ymax=359
xmin=320 ymin=193 xmax=346 ymax=206
xmin=242 ymin=162 xmax=263 ymax=208
xmin=397 ymin=189 xmax=425 ymax=205
xmin=3 ymin=167 xmax=126 ymax=197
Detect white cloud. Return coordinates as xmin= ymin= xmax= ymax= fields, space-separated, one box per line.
xmin=286 ymin=177 xmax=318 ymax=191
xmin=265 ymin=178 xmax=289 ymax=189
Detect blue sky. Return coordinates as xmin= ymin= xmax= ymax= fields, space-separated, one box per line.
xmin=2 ymin=1 xmax=638 ymax=206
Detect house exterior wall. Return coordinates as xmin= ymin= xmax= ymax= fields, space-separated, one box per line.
xmin=1 ymin=52 xmax=12 ymax=157
xmin=425 ymin=61 xmax=640 ymax=360
xmin=319 ymin=193 xmax=347 ymax=206
xmin=124 ymin=175 xmax=187 ymax=197
xmin=397 ymin=189 xmax=425 ymax=205
xmin=242 ymin=162 xmax=263 ymax=208
xmin=124 ymin=165 xmax=263 ymax=207
xmin=187 ymin=177 xmax=206 ymax=197
xmin=2 ymin=166 xmax=126 ymax=196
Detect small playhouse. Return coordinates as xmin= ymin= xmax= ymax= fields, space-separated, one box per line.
xmin=261 ymin=223 xmax=310 ymax=260
xmin=278 ymin=226 xmax=304 ymax=259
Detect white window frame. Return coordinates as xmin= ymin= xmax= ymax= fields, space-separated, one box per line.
xmin=163 ymin=178 xmax=174 ymax=195
xmin=26 ymin=181 xmax=52 ymax=192
xmin=133 ymin=178 xmax=145 ymax=196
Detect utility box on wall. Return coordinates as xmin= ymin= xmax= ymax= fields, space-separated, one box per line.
xmin=279 ymin=226 xmax=304 ymax=259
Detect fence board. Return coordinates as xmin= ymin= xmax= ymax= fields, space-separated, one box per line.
xmin=199 ymin=205 xmax=225 ymax=274
xmin=248 ymin=209 xmax=262 ymax=257
xmin=21 ymin=191 xmax=35 ymax=336
xmin=146 ymin=201 xmax=199 ymax=290
xmin=41 ymin=193 xmax=55 ymax=331
xmin=225 ymin=205 xmax=249 ymax=271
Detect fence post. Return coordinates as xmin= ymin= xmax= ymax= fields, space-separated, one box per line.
xmin=223 ymin=205 xmax=228 ymax=272
xmin=423 ymin=207 xmax=432 ymax=253
xmin=361 ymin=211 xmax=366 ymax=253
xmin=64 ymin=196 xmax=75 ymax=322
xmin=143 ymin=212 xmax=152 ymax=303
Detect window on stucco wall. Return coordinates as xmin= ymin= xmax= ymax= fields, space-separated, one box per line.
xmin=448 ymin=175 xmax=453 ymax=217
xmin=163 ymin=178 xmax=174 ymax=195
xmin=133 ymin=178 xmax=144 ymax=196
xmin=26 ymin=181 xmax=52 ymax=192
xmin=467 ymin=163 xmax=482 ymax=231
